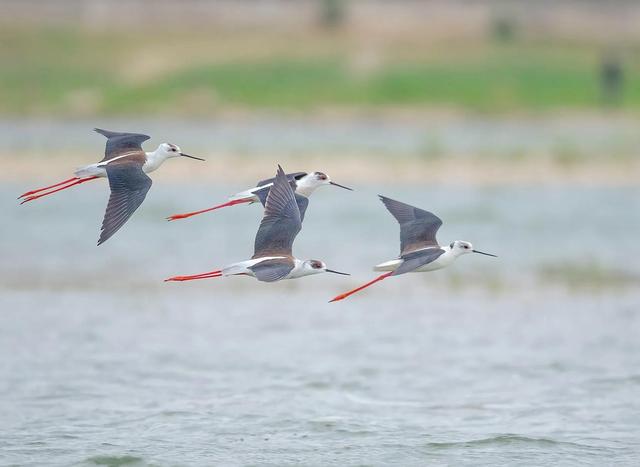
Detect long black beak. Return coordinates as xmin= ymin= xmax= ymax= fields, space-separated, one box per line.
xmin=473 ymin=250 xmax=497 ymax=257
xmin=329 ymin=181 xmax=353 ymax=191
xmin=326 ymin=269 xmax=350 ymax=276
xmin=180 ymin=153 xmax=205 ymax=161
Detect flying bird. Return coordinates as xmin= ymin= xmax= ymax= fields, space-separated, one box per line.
xmin=165 ymin=165 xmax=349 ymax=283
xmin=18 ymin=128 xmax=204 ymax=245
xmin=166 ymin=170 xmax=352 ymax=221
xmin=329 ymin=196 xmax=497 ymax=302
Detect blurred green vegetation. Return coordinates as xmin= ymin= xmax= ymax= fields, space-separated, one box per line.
xmin=2 ymin=27 xmax=640 ymax=115
xmin=538 ymin=261 xmax=640 ymax=291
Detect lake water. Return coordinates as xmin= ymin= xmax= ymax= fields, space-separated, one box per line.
xmin=1 ymin=180 xmax=639 ymax=466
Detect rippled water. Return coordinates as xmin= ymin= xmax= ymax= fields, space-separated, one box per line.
xmin=1 ymin=182 xmax=639 ymax=466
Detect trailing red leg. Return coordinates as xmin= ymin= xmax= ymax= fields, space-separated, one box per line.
xmin=18 ymin=177 xmax=80 ymax=199
xmin=329 ymin=272 xmax=393 ymax=302
xmin=164 ymin=270 xmax=223 ymax=282
xmin=19 ymin=176 xmax=100 ymax=204
xmin=167 ymin=198 xmax=252 ymax=221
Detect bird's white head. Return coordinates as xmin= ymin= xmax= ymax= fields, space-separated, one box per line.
xmin=449 ymin=240 xmax=474 ymax=256
xmin=300 ymin=259 xmax=350 ymax=277
xmin=296 ymin=172 xmax=353 ymax=197
xmin=146 ymin=143 xmax=205 ymax=171
xmin=157 ymin=143 xmax=183 ymax=159
xmin=449 ymin=240 xmax=497 ymax=258
xmin=154 ymin=143 xmax=205 ymax=161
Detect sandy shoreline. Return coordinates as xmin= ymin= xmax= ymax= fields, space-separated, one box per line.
xmin=2 ymin=113 xmax=638 ymax=186
xmin=4 ymin=151 xmax=639 ymax=186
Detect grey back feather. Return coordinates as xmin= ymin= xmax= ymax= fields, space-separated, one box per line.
xmin=255 ymin=172 xmax=306 ymax=189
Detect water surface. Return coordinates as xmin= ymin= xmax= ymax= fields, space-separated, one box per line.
xmin=1 ymin=184 xmax=639 ymax=466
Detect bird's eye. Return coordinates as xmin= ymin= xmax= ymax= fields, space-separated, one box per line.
xmin=171 ymin=148 xmax=177 ymax=152
xmin=464 ymin=245 xmax=470 ymax=249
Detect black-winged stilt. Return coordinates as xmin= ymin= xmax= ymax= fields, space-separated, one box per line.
xmin=166 ymin=171 xmax=352 ymax=221
xmin=18 ymin=128 xmax=204 ymax=245
xmin=329 ymin=196 xmax=496 ymax=302
xmin=165 ymin=165 xmax=349 ymax=283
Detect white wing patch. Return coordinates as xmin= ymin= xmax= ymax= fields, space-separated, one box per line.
xmin=96 ymin=151 xmax=145 ymax=167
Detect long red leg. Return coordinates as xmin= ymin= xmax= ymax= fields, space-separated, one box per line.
xmin=18 ymin=177 xmax=79 ymax=199
xmin=19 ymin=176 xmax=99 ymax=204
xmin=166 ymin=198 xmax=252 ymax=221
xmin=329 ymin=272 xmax=393 ymax=303
xmin=164 ymin=270 xmax=223 ymax=282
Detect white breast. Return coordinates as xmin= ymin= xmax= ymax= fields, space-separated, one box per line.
xmin=142 ymin=153 xmax=161 ymax=173
xmin=414 ymin=250 xmax=455 ymax=272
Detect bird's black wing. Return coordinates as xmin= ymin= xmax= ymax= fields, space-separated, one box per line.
xmin=253 ymin=165 xmax=302 ymax=258
xmin=392 ymin=248 xmax=446 ymax=276
xmin=98 ymin=162 xmax=152 ymax=245
xmin=379 ymin=195 xmax=443 ymax=256
xmin=293 ymin=194 xmax=309 ymax=223
xmin=254 ymin=187 xmax=309 ymax=222
xmin=253 ymin=186 xmax=270 ymax=206
xmin=253 ymin=178 xmax=299 ymax=206
xmin=256 ymin=172 xmax=306 ymax=189
xmin=249 ymin=258 xmax=295 ymax=282
xmin=95 ymin=128 xmax=151 ymax=161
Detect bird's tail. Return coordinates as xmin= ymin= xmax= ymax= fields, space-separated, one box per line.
xmin=373 ymin=259 xmax=402 ymax=272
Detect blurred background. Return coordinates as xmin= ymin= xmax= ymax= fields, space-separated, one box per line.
xmin=1 ymin=1 xmax=639 ymax=465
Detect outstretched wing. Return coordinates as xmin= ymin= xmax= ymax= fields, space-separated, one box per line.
xmin=391 ymin=248 xmax=445 ymax=276
xmin=253 ymin=165 xmax=302 ymax=258
xmin=256 ymin=172 xmax=306 ymax=189
xmin=95 ymin=128 xmax=150 ymax=161
xmin=249 ymin=258 xmax=295 ymax=282
xmin=294 ymin=194 xmax=309 ymax=223
xmin=98 ymin=162 xmax=152 ymax=245
xmin=254 ymin=187 xmax=309 ymax=221
xmin=379 ymin=195 xmax=443 ymax=256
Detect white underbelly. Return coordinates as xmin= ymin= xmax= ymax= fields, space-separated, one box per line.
xmin=414 ymin=259 xmax=448 ymax=272
xmin=222 ymin=257 xmax=286 ymax=277
xmin=374 ymin=254 xmax=452 ymax=273
xmin=74 ymin=164 xmax=107 ymax=178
